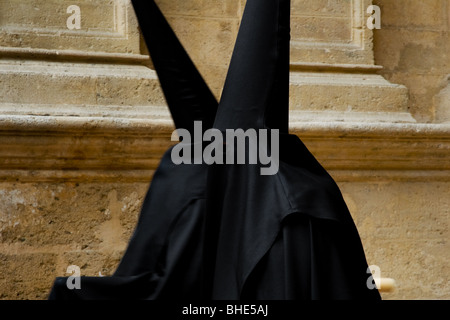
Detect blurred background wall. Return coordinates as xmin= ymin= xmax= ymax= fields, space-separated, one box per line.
xmin=0 ymin=0 xmax=448 ymax=300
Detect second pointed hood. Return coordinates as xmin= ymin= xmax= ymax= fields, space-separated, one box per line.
xmin=131 ymin=0 xmax=218 ymax=134
xmin=214 ymin=0 xmax=291 ymax=133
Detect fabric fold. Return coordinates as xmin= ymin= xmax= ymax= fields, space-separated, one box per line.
xmin=48 ymin=0 xmax=216 ymax=300
xmin=202 ymin=0 xmax=381 ymax=300
xmin=49 ymin=0 xmax=381 ymax=301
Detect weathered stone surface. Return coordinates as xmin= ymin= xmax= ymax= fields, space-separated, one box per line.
xmin=435 ymin=82 xmax=450 ymax=123
xmin=290 ymin=0 xmax=375 ymax=65
xmin=157 ymin=0 xmax=241 ymax=18
xmin=0 ymin=182 xmax=148 ymax=299
xmin=373 ymin=0 xmax=450 ymax=122
xmin=0 ymin=59 xmax=166 ymax=106
xmin=0 ymin=183 xmax=147 ymax=247
xmin=0 ymin=0 xmax=141 ymax=55
xmin=340 ymin=181 xmax=450 ymax=300
xmin=162 ymin=16 xmax=239 ymax=69
xmin=0 ymin=252 xmax=58 ymax=299
xmin=289 ymin=72 xmax=409 ymax=115
xmin=376 ymin=0 xmax=447 ymax=29
xmin=0 ymin=0 xmax=448 ymax=301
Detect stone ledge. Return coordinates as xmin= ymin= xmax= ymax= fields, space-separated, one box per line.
xmin=289 ymin=72 xmax=410 ymax=115
xmin=290 ymin=62 xmax=383 ymax=74
xmin=0 ymin=111 xmax=448 ymax=182
xmin=0 ymin=60 xmax=165 ymax=106
xmin=1 ymin=107 xmax=448 ymax=136
xmin=0 ymin=47 xmax=150 ymax=64
xmin=290 ymin=110 xmax=416 ymax=124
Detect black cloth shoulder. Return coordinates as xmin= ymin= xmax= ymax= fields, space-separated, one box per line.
xmin=48 ymin=0 xmax=381 ymax=301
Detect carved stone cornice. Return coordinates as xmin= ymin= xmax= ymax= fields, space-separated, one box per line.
xmin=0 ymin=107 xmax=448 ymax=182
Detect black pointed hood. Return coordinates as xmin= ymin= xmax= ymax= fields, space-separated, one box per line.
xmin=49 ymin=0 xmax=381 ymax=301
xmin=131 ymin=0 xmax=218 ymax=133
xmin=214 ymin=0 xmax=290 ymax=132
xmin=203 ymin=0 xmax=380 ymax=300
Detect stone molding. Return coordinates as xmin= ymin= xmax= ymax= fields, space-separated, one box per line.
xmin=0 ymin=109 xmax=448 ymax=182
xmin=0 ymin=0 xmax=447 ymax=182
xmin=0 ymin=0 xmax=140 ymax=55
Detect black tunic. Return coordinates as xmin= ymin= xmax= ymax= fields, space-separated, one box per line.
xmin=48 ymin=0 xmax=381 ymax=300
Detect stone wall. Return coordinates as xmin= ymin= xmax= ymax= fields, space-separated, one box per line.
xmin=0 ymin=182 xmax=148 ymax=299
xmin=0 ymin=0 xmax=449 ymax=300
xmin=373 ymin=0 xmax=450 ymax=123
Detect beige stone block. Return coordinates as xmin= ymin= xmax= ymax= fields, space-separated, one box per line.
xmin=0 ymin=181 xmax=147 ymax=300
xmin=291 ymin=0 xmax=352 ymax=43
xmin=373 ymin=15 xmax=450 ymax=122
xmin=292 ymin=0 xmax=351 ymax=16
xmin=367 ymin=240 xmax=449 ymax=300
xmin=339 ymin=180 xmax=450 ymax=300
xmin=375 ymin=0 xmax=447 ymax=30
xmin=397 ymin=41 xmax=449 ymax=75
xmin=342 ymin=182 xmax=449 ymax=242
xmin=290 ymin=0 xmax=375 ymax=65
xmin=386 ymin=73 xmax=449 ymax=122
xmin=163 ymin=16 xmax=238 ymax=68
xmin=0 ymin=183 xmax=105 ymax=247
xmin=0 ymin=60 xmax=165 ymax=106
xmin=434 ymin=81 xmax=450 ymax=123
xmin=291 ymin=16 xmax=352 ymax=43
xmin=0 ymin=252 xmax=57 ymax=299
xmin=155 ymin=0 xmax=241 ymax=18
xmin=0 ymin=67 xmax=98 ymax=106
xmin=59 ymin=250 xmax=126 ymax=277
xmin=0 ymin=183 xmax=146 ymax=247
xmin=448 ymin=0 xmax=450 ymax=31
xmin=290 ymin=45 xmax=374 ymax=65
xmin=0 ymin=0 xmax=141 ymax=55
xmin=289 ymin=72 xmax=409 ymax=113
xmin=374 ymin=30 xmax=449 ymax=74
xmin=0 ymin=118 xmax=170 ymax=176
xmin=95 ymin=75 xmax=166 ymax=107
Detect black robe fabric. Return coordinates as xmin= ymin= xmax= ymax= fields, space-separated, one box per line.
xmin=48 ymin=0 xmax=381 ymax=300
xmin=49 ymin=148 xmax=209 ymax=300
xmin=203 ymin=135 xmax=380 ymax=299
xmin=201 ymin=0 xmax=380 ymax=300
xmin=48 ymin=0 xmax=216 ymax=300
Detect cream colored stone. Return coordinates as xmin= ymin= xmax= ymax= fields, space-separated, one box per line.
xmin=372 ymin=0 xmax=450 ymax=122
xmin=434 ymin=81 xmax=450 ymax=123
xmin=156 ymin=0 xmax=241 ymax=18
xmin=386 ymin=73 xmax=449 ymax=122
xmin=0 ymin=182 xmax=148 ymax=299
xmin=292 ymin=0 xmax=351 ymax=16
xmin=291 ymin=15 xmax=352 ymax=43
xmin=0 ymin=0 xmax=142 ymax=55
xmin=162 ymin=16 xmax=239 ymax=68
xmin=290 ymin=0 xmax=375 ymax=65
xmin=339 ymin=180 xmax=450 ymax=300
xmin=375 ymin=0 xmax=447 ymax=29
xmin=0 ymin=59 xmax=166 ymax=106
xmin=0 ymin=252 xmax=58 ymax=299
xmin=289 ymin=72 xmax=409 ymax=115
